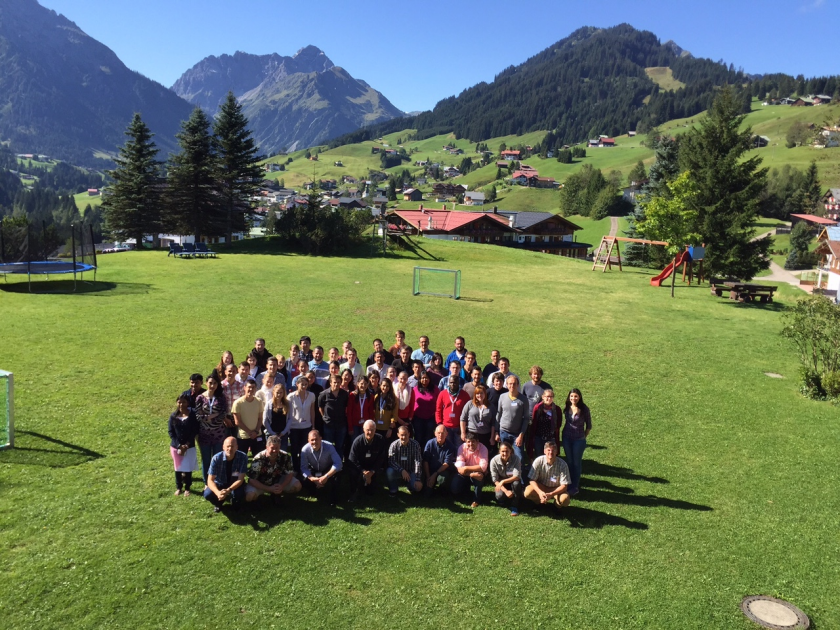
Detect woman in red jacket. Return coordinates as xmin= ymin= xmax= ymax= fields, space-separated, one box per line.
xmin=528 ymin=389 xmax=560 ymax=460
xmin=346 ymin=375 xmax=374 ymax=439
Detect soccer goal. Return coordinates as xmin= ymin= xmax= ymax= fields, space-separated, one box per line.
xmin=0 ymin=370 xmax=13 ymax=450
xmin=413 ymin=267 xmax=461 ymax=299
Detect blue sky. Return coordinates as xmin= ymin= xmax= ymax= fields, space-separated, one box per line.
xmin=39 ymin=0 xmax=839 ymax=113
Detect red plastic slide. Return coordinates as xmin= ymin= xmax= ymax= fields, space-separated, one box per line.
xmin=650 ymin=251 xmax=690 ymax=287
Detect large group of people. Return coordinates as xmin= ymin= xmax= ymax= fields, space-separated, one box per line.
xmin=167 ymin=333 xmax=592 ymax=516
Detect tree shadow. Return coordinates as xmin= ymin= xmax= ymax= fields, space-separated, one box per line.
xmin=584 ymin=460 xmax=669 ymax=484
xmin=574 ymin=488 xmax=712 ymax=511
xmin=0 ymin=281 xmax=153 ymax=296
xmin=563 ymin=505 xmax=649 ymax=530
xmin=0 ymin=431 xmax=103 ymax=468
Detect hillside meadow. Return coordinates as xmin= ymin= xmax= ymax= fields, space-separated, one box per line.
xmin=0 ymin=238 xmax=838 ymax=629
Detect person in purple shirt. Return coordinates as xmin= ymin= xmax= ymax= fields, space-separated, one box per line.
xmin=562 ymin=388 xmax=592 ymax=496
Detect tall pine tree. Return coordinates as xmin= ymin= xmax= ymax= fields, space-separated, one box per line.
xmin=679 ymin=86 xmax=770 ymax=279
xmin=214 ymin=92 xmax=263 ymax=244
xmin=164 ymin=107 xmax=222 ymax=242
xmin=101 ymin=114 xmax=161 ymax=246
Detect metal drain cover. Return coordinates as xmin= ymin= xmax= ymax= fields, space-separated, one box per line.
xmin=741 ymin=596 xmax=809 ymax=629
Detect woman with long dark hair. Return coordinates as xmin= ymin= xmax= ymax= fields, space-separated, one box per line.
xmin=562 ymin=388 xmax=591 ymax=496
xmin=169 ymin=394 xmax=200 ymax=496
xmin=195 ymin=374 xmax=228 ymax=485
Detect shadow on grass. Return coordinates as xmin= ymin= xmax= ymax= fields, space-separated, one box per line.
xmin=219 ymin=482 xmax=470 ymax=531
xmin=217 ymin=237 xmax=446 ymax=263
xmin=716 ymin=299 xmax=788 ymax=312
xmin=563 ymin=505 xmax=649 ymax=530
xmin=0 ymin=281 xmax=153 ymax=296
xmin=0 ymin=431 xmax=103 ymax=467
xmin=585 ymin=460 xmax=669 ymax=484
xmin=575 ymin=488 xmax=712 ymax=511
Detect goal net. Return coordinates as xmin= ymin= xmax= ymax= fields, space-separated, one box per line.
xmin=0 ymin=370 xmax=13 ymax=450
xmin=413 ymin=267 xmax=461 ymax=299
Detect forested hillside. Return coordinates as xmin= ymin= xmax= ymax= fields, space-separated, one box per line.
xmin=330 ymin=24 xmax=840 ymax=151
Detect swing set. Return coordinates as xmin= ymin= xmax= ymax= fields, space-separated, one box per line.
xmin=591 ymin=236 xmax=706 ymax=285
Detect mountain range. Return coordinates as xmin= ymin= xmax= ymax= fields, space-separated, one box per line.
xmin=171 ymin=47 xmax=404 ymax=152
xmin=0 ymin=0 xmax=194 ymax=166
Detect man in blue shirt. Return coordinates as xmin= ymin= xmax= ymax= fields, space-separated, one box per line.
xmin=445 ymin=336 xmax=468 ymax=368
xmin=204 ymin=436 xmax=248 ymax=512
xmin=300 ymin=430 xmax=343 ymax=505
xmin=422 ymin=424 xmax=456 ymax=496
xmin=411 ymin=335 xmax=435 ymax=368
xmin=308 ymin=346 xmax=330 ymax=380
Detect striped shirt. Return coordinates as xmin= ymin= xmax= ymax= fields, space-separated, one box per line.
xmin=388 ymin=438 xmax=423 ymax=475
xmin=528 ymin=456 xmax=570 ymax=489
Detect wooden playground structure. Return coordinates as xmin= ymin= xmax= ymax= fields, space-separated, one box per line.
xmin=592 ymin=236 xmax=706 ymax=285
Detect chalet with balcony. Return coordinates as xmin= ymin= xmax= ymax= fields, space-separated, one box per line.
xmin=822 ymin=188 xmax=840 ymax=220
xmin=500 ymin=150 xmax=521 ymax=160
xmin=815 ymin=225 xmax=840 ymax=301
xmin=386 ymin=206 xmax=587 ymax=258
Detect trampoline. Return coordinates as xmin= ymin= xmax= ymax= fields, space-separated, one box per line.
xmin=0 ymin=261 xmax=96 ymax=275
xmin=0 ymin=222 xmax=97 ymax=292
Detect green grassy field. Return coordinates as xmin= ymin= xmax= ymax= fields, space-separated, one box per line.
xmin=645 ymin=67 xmax=686 ymax=92
xmin=0 ymin=237 xmax=837 ymax=629
xmin=73 ymin=191 xmax=103 ymax=211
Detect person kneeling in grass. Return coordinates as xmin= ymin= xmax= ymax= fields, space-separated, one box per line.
xmin=524 ymin=440 xmax=570 ymax=512
xmin=386 ymin=426 xmax=423 ymax=497
xmin=245 ymin=434 xmax=301 ymax=505
xmin=204 ymin=437 xmax=248 ymax=513
xmin=300 ymin=430 xmax=342 ymax=506
xmin=491 ymin=441 xmax=523 ymax=516
xmin=452 ymin=433 xmax=489 ymax=508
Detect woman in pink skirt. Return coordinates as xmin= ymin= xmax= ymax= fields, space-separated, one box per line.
xmin=168 ymin=394 xmax=200 ymax=496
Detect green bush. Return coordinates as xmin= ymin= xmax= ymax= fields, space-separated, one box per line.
xmin=800 ymin=366 xmax=824 ymax=399
xmin=822 ymin=371 xmax=840 ymax=398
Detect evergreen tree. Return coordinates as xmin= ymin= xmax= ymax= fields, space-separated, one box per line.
xmin=486 ymin=184 xmax=497 ymax=203
xmin=101 ymin=113 xmax=161 ymax=247
xmin=679 ymin=86 xmax=770 ymax=279
xmin=802 ymin=161 xmax=822 ymax=213
xmin=164 ymin=107 xmax=222 ymax=242
xmin=628 ymin=160 xmax=647 ymax=184
xmin=214 ymin=92 xmax=263 ymax=245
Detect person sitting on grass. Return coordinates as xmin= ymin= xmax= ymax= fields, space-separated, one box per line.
xmin=169 ymin=394 xmax=200 ymax=496
xmin=386 ymin=425 xmax=423 ymax=497
xmin=181 ymin=373 xmax=206 ymax=410
xmin=524 ymin=440 xmax=571 ymax=513
xmin=422 ymin=423 xmax=456 ymax=496
xmin=300 ymin=430 xmax=342 ymax=506
xmin=348 ymin=420 xmax=387 ymax=502
xmin=491 ymin=441 xmax=523 ymax=516
xmin=231 ymin=379 xmax=265 ymax=458
xmin=452 ymin=433 xmax=489 ymax=508
xmin=245 ymin=434 xmax=300 ymax=505
xmin=204 ymin=436 xmax=248 ymax=512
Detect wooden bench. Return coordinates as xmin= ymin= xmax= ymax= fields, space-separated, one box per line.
xmin=713 ymin=281 xmax=778 ymax=303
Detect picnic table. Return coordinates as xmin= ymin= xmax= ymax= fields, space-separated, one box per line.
xmin=710 ymin=280 xmax=778 ymax=303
